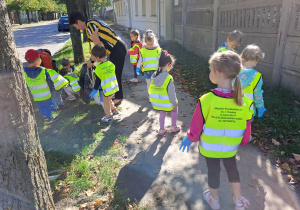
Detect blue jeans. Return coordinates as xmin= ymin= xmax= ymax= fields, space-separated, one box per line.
xmin=37 ymin=98 xmax=53 ymax=119
xmin=51 ymin=89 xmax=64 ymax=109
xmin=144 ymin=70 xmax=156 ymax=79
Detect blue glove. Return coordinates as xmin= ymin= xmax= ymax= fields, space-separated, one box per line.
xmin=179 ymin=137 xmax=192 ymax=153
xmin=136 ymin=67 xmax=140 ymax=76
xmin=89 ymin=89 xmax=98 ymax=99
xmin=257 ymin=106 xmax=266 ymax=118
xmin=99 ymin=90 xmax=103 ymax=103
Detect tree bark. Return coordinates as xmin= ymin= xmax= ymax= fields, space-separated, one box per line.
xmin=0 ymin=1 xmax=55 ymax=209
xmin=66 ymin=0 xmax=84 ymax=64
xmin=26 ymin=9 xmax=31 ymax=23
xmin=16 ymin=10 xmax=22 ymax=25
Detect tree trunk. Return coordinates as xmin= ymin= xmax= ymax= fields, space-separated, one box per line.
xmin=16 ymin=10 xmax=22 ymax=25
xmin=0 ymin=1 xmax=55 ymax=209
xmin=41 ymin=13 xmax=44 ymax=21
xmin=78 ymin=0 xmax=89 ymax=43
xmin=26 ymin=9 xmax=31 ymax=23
xmin=66 ymin=0 xmax=84 ymax=64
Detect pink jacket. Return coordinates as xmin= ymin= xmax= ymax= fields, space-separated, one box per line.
xmin=187 ymin=89 xmax=251 ymax=146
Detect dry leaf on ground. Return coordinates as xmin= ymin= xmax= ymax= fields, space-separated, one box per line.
xmin=292 ymin=153 xmax=300 ymax=161
xmin=272 ymin=138 xmax=280 ymax=146
xmin=282 ymin=162 xmax=290 ymax=170
xmin=85 ymin=190 xmax=94 ymax=197
xmin=112 ymin=144 xmax=119 ymax=149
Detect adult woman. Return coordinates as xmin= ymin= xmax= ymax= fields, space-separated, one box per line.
xmin=69 ymin=11 xmax=127 ymax=104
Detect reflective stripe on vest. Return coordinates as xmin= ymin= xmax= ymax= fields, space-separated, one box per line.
xmin=70 ymin=79 xmax=78 ymax=85
xmin=203 ymin=125 xmax=246 ymax=138
xmin=199 ymin=92 xmax=252 ymax=158
xmin=29 ymin=83 xmax=48 ymax=90
xmin=242 ymin=72 xmax=261 ymax=116
xmin=47 ymin=69 xmax=69 ymax=90
xmin=24 ymin=68 xmax=51 ymax=101
xmin=130 ymin=55 xmax=138 ymax=63
xmin=140 ymin=47 xmax=161 ymax=72
xmin=94 ymin=61 xmax=119 ymax=96
xmin=148 ymin=74 xmax=174 ymax=111
xmin=200 ymin=141 xmax=240 ymax=153
xmin=64 ymin=75 xmax=81 ymax=92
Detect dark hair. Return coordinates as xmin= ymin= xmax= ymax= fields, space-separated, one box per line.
xmin=69 ymin=11 xmax=86 ymax=25
xmin=159 ymin=50 xmax=175 ymax=68
xmin=155 ymin=50 xmax=176 ymax=77
xmin=59 ymin=67 xmax=70 ymax=76
xmin=91 ymin=44 xmax=107 ymax=58
xmin=61 ymin=57 xmax=70 ymax=67
xmin=130 ymin=29 xmax=140 ymax=41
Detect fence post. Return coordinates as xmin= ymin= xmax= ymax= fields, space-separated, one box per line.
xmin=272 ymin=0 xmax=293 ymax=87
xmin=182 ymin=0 xmax=187 ymax=47
xmin=212 ymin=0 xmax=220 ymax=53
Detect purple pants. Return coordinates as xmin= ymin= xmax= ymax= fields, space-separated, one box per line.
xmin=159 ymin=107 xmax=178 ymax=129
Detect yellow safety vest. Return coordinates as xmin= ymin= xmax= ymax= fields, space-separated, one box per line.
xmin=148 ymin=74 xmax=174 ymax=111
xmin=64 ymin=74 xmax=81 ymax=92
xmin=130 ymin=44 xmax=141 ymax=64
xmin=199 ymin=92 xmax=252 ymax=158
xmin=140 ymin=47 xmax=161 ymax=72
xmin=242 ymin=72 xmax=261 ymax=117
xmin=94 ymin=61 xmax=119 ymax=97
xmin=47 ymin=69 xmax=69 ymax=90
xmin=24 ymin=68 xmax=52 ymax=101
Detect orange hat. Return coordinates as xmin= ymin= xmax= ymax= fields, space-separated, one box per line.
xmin=25 ymin=49 xmax=42 ymax=62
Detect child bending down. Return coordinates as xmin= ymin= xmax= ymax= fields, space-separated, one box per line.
xmin=180 ymin=51 xmax=252 ymax=210
xmin=89 ymin=44 xmax=119 ymax=123
xmin=149 ymin=50 xmax=181 ymax=136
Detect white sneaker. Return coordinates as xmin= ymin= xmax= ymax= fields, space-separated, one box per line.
xmin=233 ymin=196 xmax=250 ymax=210
xmin=66 ymin=95 xmax=76 ymax=101
xmin=130 ymin=78 xmax=138 ymax=82
xmin=203 ymin=190 xmax=220 ymax=209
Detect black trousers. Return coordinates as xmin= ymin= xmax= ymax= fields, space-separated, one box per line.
xmin=205 ymin=155 xmax=240 ymax=189
xmin=110 ymin=39 xmax=127 ymax=100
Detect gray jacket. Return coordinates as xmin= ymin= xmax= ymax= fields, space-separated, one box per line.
xmin=151 ymin=71 xmax=178 ymax=106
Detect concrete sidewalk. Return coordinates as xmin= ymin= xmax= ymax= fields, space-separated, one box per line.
xmin=113 ymin=30 xmax=300 ymax=210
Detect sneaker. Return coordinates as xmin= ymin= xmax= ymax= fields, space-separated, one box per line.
xmin=44 ymin=117 xmax=57 ymax=124
xmin=170 ymin=125 xmax=181 ymax=133
xmin=158 ymin=129 xmax=167 ymax=136
xmin=101 ymin=116 xmax=113 ymax=123
xmin=112 ymin=109 xmax=119 ymax=115
xmin=233 ymin=196 xmax=250 ymax=210
xmin=203 ymin=189 xmax=220 ymax=210
xmin=130 ymin=78 xmax=138 ymax=82
xmin=66 ymin=95 xmax=76 ymax=101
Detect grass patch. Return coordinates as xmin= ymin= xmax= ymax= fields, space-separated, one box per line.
xmin=53 ymin=33 xmax=92 ymax=73
xmin=160 ymin=41 xmax=300 ymax=179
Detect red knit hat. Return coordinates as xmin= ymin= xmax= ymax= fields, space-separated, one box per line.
xmin=25 ymin=49 xmax=42 ymax=63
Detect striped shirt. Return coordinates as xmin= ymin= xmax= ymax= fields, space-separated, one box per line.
xmin=86 ymin=19 xmax=119 ymax=55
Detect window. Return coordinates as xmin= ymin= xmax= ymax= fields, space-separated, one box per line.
xmin=142 ymin=0 xmax=146 ymax=16
xmin=151 ymin=0 xmax=157 ymax=16
xmin=124 ymin=2 xmax=126 ymax=16
xmin=135 ymin=0 xmax=138 ymax=16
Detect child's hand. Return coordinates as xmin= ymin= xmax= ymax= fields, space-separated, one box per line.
xmin=179 ymin=137 xmax=192 ymax=153
xmin=257 ymin=106 xmax=266 ymax=118
xmin=136 ymin=67 xmax=140 ymax=76
xmin=89 ymin=89 xmax=98 ymax=99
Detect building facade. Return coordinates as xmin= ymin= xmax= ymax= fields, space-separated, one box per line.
xmin=114 ymin=0 xmax=173 ymax=40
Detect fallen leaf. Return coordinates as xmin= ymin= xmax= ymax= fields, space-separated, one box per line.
xmin=93 ymin=133 xmax=95 ymax=137
xmin=280 ymin=151 xmax=285 ymax=155
xmin=282 ymin=163 xmax=290 ymax=170
xmin=290 ymin=177 xmax=298 ymax=185
xmin=292 ymin=169 xmax=298 ymax=174
xmin=289 ymin=158 xmax=296 ymax=165
xmin=79 ymin=203 xmax=88 ymax=210
xmin=272 ymin=138 xmax=280 ymax=146
xmin=85 ymin=190 xmax=94 ymax=197
xmin=112 ymin=144 xmax=119 ymax=149
xmin=137 ymin=140 xmax=142 ymax=144
xmin=114 ymin=139 xmax=119 ymax=144
xmin=292 ymin=153 xmax=300 ymax=161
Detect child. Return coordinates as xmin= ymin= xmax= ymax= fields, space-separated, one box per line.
xmin=217 ymin=30 xmax=243 ymax=52
xmin=48 ymin=67 xmax=69 ymax=111
xmin=149 ymin=50 xmax=181 ymax=135
xmin=127 ymin=29 xmax=143 ymax=82
xmin=240 ymin=44 xmax=265 ymax=119
xmin=180 ymin=51 xmax=252 ymax=210
xmin=60 ymin=67 xmax=81 ymax=99
xmin=61 ymin=57 xmax=75 ymax=72
xmin=24 ymin=49 xmax=56 ymax=123
xmin=89 ymin=44 xmax=119 ymax=123
xmin=136 ymin=30 xmax=161 ymax=95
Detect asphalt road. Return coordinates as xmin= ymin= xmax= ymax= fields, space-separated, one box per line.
xmin=12 ymin=20 xmax=70 ymax=63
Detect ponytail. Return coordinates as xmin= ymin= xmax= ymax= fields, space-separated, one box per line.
xmin=233 ymin=76 xmax=243 ymax=106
